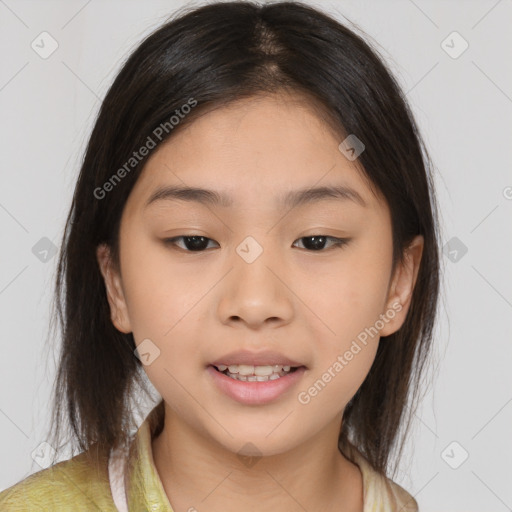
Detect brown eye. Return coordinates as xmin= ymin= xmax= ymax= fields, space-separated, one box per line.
xmin=164 ymin=236 xmax=219 ymax=251
xmin=293 ymin=236 xmax=349 ymax=251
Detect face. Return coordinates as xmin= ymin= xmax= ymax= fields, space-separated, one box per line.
xmin=97 ymin=93 xmax=423 ymax=457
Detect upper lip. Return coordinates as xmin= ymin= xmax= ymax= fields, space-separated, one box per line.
xmin=210 ymin=349 xmax=306 ymax=368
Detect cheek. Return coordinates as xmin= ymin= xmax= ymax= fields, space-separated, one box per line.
xmin=119 ymin=236 xmax=203 ymax=340
xmin=302 ymin=341 xmax=379 ymax=414
xmin=304 ymin=232 xmax=392 ymax=396
xmin=313 ymin=244 xmax=392 ymax=342
xmin=296 ymin=274 xmax=382 ymax=420
xmin=119 ymin=237 xmax=216 ymax=395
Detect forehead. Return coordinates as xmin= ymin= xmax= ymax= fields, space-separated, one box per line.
xmin=126 ymin=94 xmax=383 ymax=213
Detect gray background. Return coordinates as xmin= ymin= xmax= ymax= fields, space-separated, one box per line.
xmin=1 ymin=0 xmax=511 ymax=510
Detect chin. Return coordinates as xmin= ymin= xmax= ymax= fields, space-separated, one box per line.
xmin=213 ymin=431 xmax=301 ymax=460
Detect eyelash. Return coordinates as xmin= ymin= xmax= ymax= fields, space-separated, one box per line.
xmin=163 ymin=235 xmax=350 ymax=252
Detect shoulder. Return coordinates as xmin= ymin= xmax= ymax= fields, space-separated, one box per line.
xmin=340 ymin=442 xmax=418 ymax=512
xmin=361 ymin=463 xmax=418 ymax=511
xmin=378 ymin=477 xmax=418 ymax=512
xmin=0 ymin=444 xmax=117 ymax=511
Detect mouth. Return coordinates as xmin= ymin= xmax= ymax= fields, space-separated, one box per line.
xmin=211 ymin=364 xmax=302 ymax=382
xmin=207 ymin=363 xmax=307 ymax=405
xmin=207 ymin=350 xmax=307 ymax=404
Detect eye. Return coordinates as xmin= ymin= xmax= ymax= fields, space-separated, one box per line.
xmin=292 ymin=235 xmax=349 ymax=251
xmin=164 ymin=235 xmax=219 ymax=252
xmin=163 ymin=235 xmax=349 ymax=252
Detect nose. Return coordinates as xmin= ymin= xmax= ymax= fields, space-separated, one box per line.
xmin=216 ymin=243 xmax=294 ymax=330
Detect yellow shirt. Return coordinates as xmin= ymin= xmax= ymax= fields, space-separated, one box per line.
xmin=0 ymin=401 xmax=418 ymax=511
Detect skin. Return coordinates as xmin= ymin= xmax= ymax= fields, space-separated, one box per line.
xmin=97 ymin=92 xmax=423 ymax=512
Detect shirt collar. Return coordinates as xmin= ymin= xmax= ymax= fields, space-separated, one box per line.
xmin=340 ymin=440 xmax=418 ymax=512
xmin=124 ymin=399 xmax=173 ymax=511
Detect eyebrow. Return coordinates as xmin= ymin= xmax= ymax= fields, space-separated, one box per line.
xmin=144 ymin=183 xmax=367 ymax=210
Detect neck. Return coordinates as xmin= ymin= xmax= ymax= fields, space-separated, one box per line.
xmin=151 ymin=403 xmax=363 ymax=512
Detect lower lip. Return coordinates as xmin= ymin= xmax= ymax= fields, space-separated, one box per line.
xmin=206 ymin=365 xmax=306 ymax=405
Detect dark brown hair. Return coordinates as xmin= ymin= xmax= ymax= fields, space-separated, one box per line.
xmin=44 ymin=0 xmax=440 ymax=479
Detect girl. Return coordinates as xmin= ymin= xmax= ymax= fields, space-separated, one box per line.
xmin=0 ymin=1 xmax=439 ymax=510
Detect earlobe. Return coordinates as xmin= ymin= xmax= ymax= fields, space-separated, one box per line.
xmin=96 ymin=244 xmax=132 ymax=334
xmin=380 ymin=235 xmax=424 ymax=337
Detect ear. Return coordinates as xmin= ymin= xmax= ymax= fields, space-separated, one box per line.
xmin=379 ymin=235 xmax=424 ymax=337
xmin=96 ymin=244 xmax=132 ymax=334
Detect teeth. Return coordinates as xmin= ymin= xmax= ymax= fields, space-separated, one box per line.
xmin=255 ymin=366 xmax=273 ymax=376
xmin=225 ymin=371 xmax=286 ymax=382
xmin=221 ymin=364 xmax=293 ymax=375
xmin=213 ymin=363 xmax=300 ymax=382
xmin=239 ymin=364 xmax=256 ymax=376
